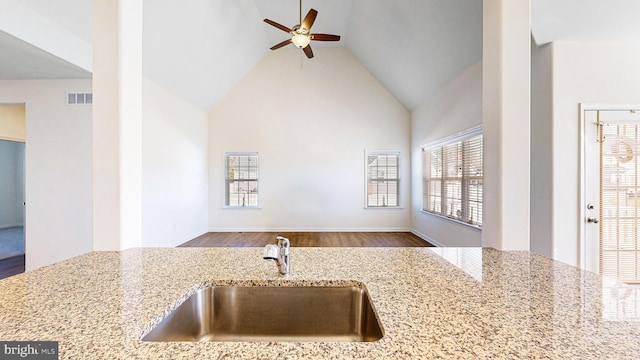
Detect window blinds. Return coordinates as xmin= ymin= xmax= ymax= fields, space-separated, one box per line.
xmin=422 ymin=130 xmax=483 ymax=227
xmin=225 ymin=152 xmax=259 ymax=207
xmin=600 ymin=122 xmax=640 ymax=283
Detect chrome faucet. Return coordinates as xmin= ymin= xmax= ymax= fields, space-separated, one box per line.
xmin=263 ymin=236 xmax=290 ymax=276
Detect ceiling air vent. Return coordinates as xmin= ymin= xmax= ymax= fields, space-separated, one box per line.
xmin=66 ymin=92 xmax=92 ymax=105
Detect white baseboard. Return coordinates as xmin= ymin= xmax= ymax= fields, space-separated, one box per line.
xmin=410 ymin=229 xmax=444 ymax=247
xmin=0 ymin=223 xmax=23 ymax=230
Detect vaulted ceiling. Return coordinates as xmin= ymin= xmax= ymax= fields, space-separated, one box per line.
xmin=142 ymin=0 xmax=483 ymax=112
xmin=1 ymin=0 xmax=639 ymax=112
xmin=531 ymin=0 xmax=640 ymax=45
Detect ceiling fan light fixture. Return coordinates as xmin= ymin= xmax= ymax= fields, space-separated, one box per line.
xmin=291 ymin=33 xmax=311 ymax=48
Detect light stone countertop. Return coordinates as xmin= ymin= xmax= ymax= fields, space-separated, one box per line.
xmin=0 ymin=247 xmax=639 ymax=359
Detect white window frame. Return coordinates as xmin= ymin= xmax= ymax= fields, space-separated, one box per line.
xmin=421 ymin=126 xmax=482 ymax=228
xmin=224 ymin=152 xmax=260 ymax=208
xmin=365 ymin=150 xmax=401 ymax=208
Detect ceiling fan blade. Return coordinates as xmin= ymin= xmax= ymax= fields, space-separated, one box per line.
xmin=264 ymin=19 xmax=293 ymax=33
xmin=301 ymin=9 xmax=318 ymax=32
xmin=302 ymin=44 xmax=314 ymax=59
xmin=270 ymin=39 xmax=292 ymax=50
xmin=311 ymin=34 xmax=341 ymax=42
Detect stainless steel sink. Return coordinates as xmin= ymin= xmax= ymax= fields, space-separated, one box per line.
xmin=141 ymin=283 xmax=384 ymax=342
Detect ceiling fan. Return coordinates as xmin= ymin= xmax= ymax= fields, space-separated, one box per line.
xmin=263 ymin=0 xmax=341 ymax=59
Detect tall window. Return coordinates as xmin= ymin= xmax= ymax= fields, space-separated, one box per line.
xmin=366 ymin=151 xmax=400 ymax=207
xmin=225 ymin=152 xmax=259 ymax=207
xmin=422 ymin=128 xmax=482 ymax=227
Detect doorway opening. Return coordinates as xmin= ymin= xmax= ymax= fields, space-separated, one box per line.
xmin=0 ymin=104 xmax=26 ymax=278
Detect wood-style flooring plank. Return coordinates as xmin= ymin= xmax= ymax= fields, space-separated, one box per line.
xmin=0 ymin=255 xmax=25 ymax=280
xmin=179 ymin=232 xmax=433 ymax=248
xmin=0 ymin=234 xmax=430 ymax=280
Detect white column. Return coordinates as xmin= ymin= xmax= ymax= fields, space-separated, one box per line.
xmin=482 ymin=0 xmax=531 ymax=250
xmin=92 ymin=0 xmax=143 ymax=251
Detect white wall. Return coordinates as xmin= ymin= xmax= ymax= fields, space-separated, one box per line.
xmin=530 ymin=42 xmax=553 ymax=258
xmin=142 ymin=78 xmax=208 ymax=247
xmin=0 ymin=79 xmax=92 ymax=270
xmin=92 ymin=0 xmax=144 ymax=251
xmin=208 ymin=48 xmax=412 ymax=232
xmin=481 ymin=0 xmax=531 ymax=251
xmin=539 ymin=42 xmax=640 ymax=266
xmin=0 ymin=104 xmax=26 ymax=141
xmin=0 ymin=140 xmax=17 ymax=227
xmin=0 ymin=140 xmax=23 ymax=228
xmin=16 ymin=140 xmax=24 ymax=225
xmin=411 ymin=61 xmax=483 ymax=246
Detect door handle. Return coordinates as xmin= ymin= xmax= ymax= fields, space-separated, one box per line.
xmin=587 ymin=217 xmax=599 ymax=224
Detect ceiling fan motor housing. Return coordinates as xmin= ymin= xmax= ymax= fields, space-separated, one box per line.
xmin=292 ymin=24 xmax=309 ymax=34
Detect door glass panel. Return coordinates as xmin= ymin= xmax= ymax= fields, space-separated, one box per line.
xmin=601 ymin=121 xmax=640 ymax=283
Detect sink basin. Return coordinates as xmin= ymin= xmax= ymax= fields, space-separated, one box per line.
xmin=141 ymin=282 xmax=384 ymax=342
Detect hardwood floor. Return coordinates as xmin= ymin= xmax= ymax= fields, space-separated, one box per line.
xmin=179 ymin=232 xmax=433 ymax=247
xmin=0 ymin=233 xmax=430 ymax=280
xmin=0 ymin=255 xmax=25 ymax=280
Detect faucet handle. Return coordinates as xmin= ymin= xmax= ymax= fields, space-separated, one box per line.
xmin=263 ymin=243 xmax=279 ymax=261
xmin=276 ymin=236 xmax=290 ymax=248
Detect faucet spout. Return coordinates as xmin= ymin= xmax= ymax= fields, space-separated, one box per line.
xmin=263 ymin=236 xmax=290 ymax=276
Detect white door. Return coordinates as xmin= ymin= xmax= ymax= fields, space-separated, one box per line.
xmin=582 ymin=106 xmax=640 ymax=283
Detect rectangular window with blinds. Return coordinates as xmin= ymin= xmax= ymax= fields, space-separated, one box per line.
xmin=225 ymin=152 xmax=259 ymax=207
xmin=422 ymin=128 xmax=483 ymax=227
xmin=366 ymin=151 xmax=400 ymax=207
